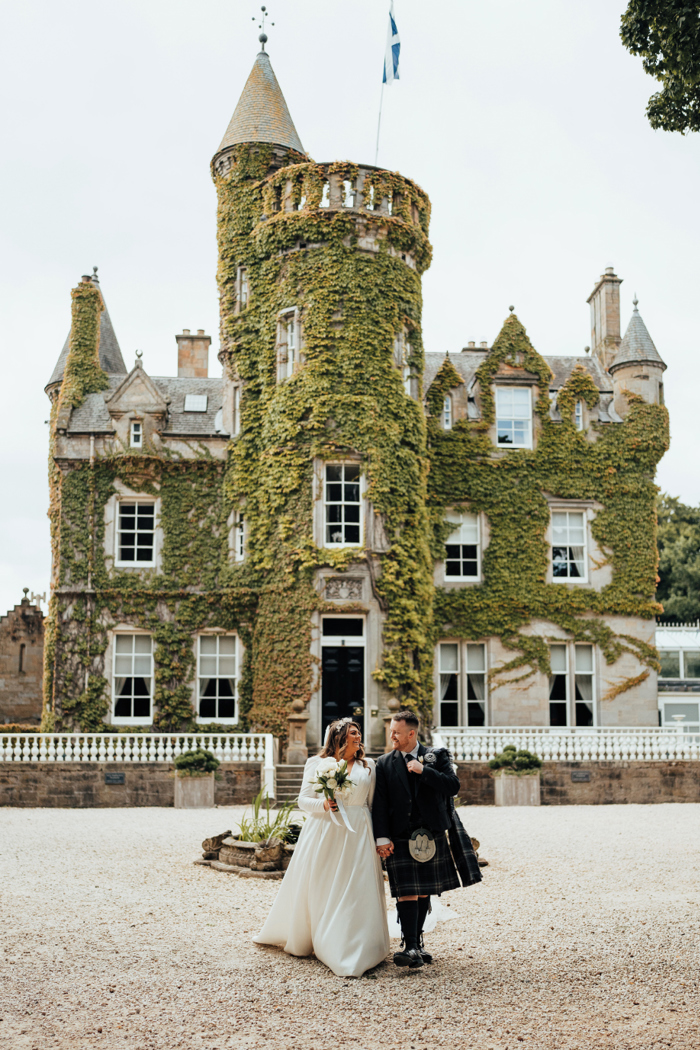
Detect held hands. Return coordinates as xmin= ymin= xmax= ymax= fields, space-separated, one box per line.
xmin=406 ymin=759 xmax=423 ymax=775
xmin=376 ymin=842 xmax=394 ymax=858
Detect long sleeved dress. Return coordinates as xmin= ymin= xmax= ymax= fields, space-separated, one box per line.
xmin=253 ymin=755 xmax=390 ymax=977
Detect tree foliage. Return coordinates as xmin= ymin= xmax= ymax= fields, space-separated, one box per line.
xmin=657 ymin=493 xmax=700 ymax=621
xmin=621 ymin=1 xmax=700 ymax=133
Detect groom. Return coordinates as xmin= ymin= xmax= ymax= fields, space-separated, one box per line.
xmin=373 ymin=708 xmax=481 ymax=969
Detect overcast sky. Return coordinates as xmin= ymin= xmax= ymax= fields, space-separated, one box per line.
xmin=1 ymin=0 xmax=698 ymax=617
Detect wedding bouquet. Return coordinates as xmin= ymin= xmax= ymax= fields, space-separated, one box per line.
xmin=309 ymin=758 xmax=355 ymax=832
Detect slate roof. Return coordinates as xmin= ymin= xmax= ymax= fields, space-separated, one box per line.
xmin=423 ymin=351 xmax=612 ymax=393
xmin=46 ymin=281 xmax=127 ymax=390
xmin=216 ymin=50 xmax=305 ymax=156
xmin=423 ymin=350 xmax=486 ymax=392
xmin=66 ymin=375 xmax=227 ymax=437
xmin=611 ymin=302 xmax=666 ymax=373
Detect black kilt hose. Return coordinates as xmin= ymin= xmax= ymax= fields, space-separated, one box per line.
xmin=373 ymin=745 xmax=483 ymax=899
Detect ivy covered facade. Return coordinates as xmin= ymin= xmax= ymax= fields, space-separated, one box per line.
xmin=44 ymin=50 xmax=669 ymax=747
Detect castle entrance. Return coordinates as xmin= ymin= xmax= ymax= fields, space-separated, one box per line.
xmin=320 ymin=617 xmax=365 ymax=739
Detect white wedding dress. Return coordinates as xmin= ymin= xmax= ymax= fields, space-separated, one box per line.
xmin=253 ymin=755 xmax=390 ymax=977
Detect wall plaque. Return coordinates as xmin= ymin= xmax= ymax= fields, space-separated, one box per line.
xmin=104 ymin=772 xmax=126 ymax=785
xmin=324 ymin=577 xmax=363 ymax=600
xmin=570 ymin=770 xmax=591 ymax=783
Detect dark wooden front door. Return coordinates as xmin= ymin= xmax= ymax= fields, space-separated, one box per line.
xmin=321 ymin=645 xmax=365 ymax=737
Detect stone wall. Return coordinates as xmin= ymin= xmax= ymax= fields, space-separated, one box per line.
xmin=0 ymin=595 xmax=44 ymax=725
xmin=457 ymin=761 xmax=700 ymax=805
xmin=0 ymin=762 xmax=260 ymax=808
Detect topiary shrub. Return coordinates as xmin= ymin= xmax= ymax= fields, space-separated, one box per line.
xmin=489 ymin=745 xmax=542 ymax=776
xmin=173 ymin=748 xmax=220 ymax=778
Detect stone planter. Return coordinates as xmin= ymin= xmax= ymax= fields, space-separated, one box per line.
xmin=219 ymin=836 xmax=289 ymax=871
xmin=174 ymin=773 xmax=215 ymax=809
xmin=493 ymin=773 xmax=541 ymax=807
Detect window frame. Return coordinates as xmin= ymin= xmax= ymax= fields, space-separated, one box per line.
xmin=115 ymin=499 xmax=157 ymax=569
xmin=443 ymin=395 xmax=452 ymax=431
xmin=196 ymin=632 xmax=239 ymax=725
xmin=322 ymin=461 xmax=364 ymax=549
xmin=574 ymin=400 xmax=584 ymax=431
xmin=494 ymin=385 xmax=533 ymax=450
xmin=550 ymin=509 xmax=588 ymax=584
xmin=111 ymin=632 xmax=154 ymax=726
xmin=237 ymin=267 xmax=249 ymax=311
xmin=436 ymin=641 xmax=488 ymax=728
xmin=233 ymin=510 xmax=245 ymax=562
xmin=548 ymin=642 xmax=597 ymax=727
xmin=443 ymin=511 xmax=481 ymax=582
xmin=232 ymin=385 xmax=241 ymax=437
xmin=130 ymin=420 xmax=143 ymax=448
xmin=277 ymin=307 xmax=301 ymax=382
xmin=659 ymin=649 xmax=700 ymax=680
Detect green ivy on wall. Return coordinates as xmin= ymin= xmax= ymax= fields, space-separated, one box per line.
xmin=427 ymin=313 xmax=669 ymax=698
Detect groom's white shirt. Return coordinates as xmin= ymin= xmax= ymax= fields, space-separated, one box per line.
xmin=376 ymin=743 xmax=421 ymax=845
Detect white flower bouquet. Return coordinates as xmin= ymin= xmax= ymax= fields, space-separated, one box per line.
xmin=309 ymin=758 xmax=355 ymax=832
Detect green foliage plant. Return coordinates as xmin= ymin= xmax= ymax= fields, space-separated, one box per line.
xmin=235 ymin=788 xmax=299 ymax=843
xmin=621 ymin=0 xmax=700 ymax=133
xmin=656 ymin=493 xmax=700 ymax=622
xmin=173 ymin=748 xmax=220 ymax=778
xmin=489 ymin=744 xmax=543 ymax=776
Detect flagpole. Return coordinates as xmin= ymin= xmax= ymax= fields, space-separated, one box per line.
xmin=374 ymin=83 xmax=385 ymax=166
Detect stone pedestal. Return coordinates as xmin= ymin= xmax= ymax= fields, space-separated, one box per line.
xmin=174 ymin=773 xmax=215 ymax=809
xmin=286 ymin=702 xmax=310 ymax=765
xmin=494 ymin=773 xmax=541 ymax=807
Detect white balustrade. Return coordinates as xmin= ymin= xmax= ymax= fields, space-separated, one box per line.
xmin=432 ymin=726 xmax=700 ymax=763
xmin=0 ymin=733 xmax=277 ymax=795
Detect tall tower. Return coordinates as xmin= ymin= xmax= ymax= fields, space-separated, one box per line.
xmin=212 ymin=48 xmax=434 ymax=748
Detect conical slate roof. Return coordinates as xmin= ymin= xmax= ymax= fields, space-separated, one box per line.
xmin=610 ymin=300 xmax=666 ymax=373
xmin=216 ymin=50 xmax=305 ymax=156
xmin=46 ymin=276 xmax=127 ymax=390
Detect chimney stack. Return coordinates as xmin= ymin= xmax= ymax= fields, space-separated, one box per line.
xmin=586 ymin=267 xmax=622 ymax=372
xmin=176 ymin=329 xmax=210 ymax=378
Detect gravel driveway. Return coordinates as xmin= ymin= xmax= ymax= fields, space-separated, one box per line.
xmin=1 ymin=803 xmax=699 ymax=1050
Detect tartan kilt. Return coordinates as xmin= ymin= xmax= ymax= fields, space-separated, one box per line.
xmin=386 ymin=831 xmax=461 ymax=898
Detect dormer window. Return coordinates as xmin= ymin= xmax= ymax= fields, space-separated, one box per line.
xmin=130 ymin=421 xmax=142 ymax=448
xmin=443 ymin=396 xmax=452 ymax=430
xmin=495 ymin=387 xmax=532 ymax=448
xmin=277 ymin=308 xmax=300 ymax=382
xmin=575 ymin=401 xmax=584 ymax=431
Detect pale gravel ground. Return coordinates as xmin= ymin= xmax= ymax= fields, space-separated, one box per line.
xmin=1 ymin=805 xmax=699 ymax=1050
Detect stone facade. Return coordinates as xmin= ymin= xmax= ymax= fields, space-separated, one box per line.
xmin=0 ymin=592 xmax=44 ymax=725
xmin=43 ymin=48 xmax=669 ymax=748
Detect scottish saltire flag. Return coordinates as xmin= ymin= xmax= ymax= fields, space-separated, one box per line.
xmin=383 ymin=2 xmax=400 ymax=85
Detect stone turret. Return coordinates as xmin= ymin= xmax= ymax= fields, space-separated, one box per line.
xmin=610 ymin=297 xmax=666 ymax=417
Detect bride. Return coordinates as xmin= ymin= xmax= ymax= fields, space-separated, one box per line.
xmin=253 ymin=718 xmax=390 ymax=977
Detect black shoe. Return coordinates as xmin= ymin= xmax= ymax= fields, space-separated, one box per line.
xmin=419 ymin=947 xmax=433 ymax=964
xmin=393 ymin=948 xmax=424 ymax=968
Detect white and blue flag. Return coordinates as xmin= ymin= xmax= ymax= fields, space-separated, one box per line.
xmin=383 ymin=2 xmax=401 ymax=85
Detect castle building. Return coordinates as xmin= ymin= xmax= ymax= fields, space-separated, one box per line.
xmin=44 ymin=48 xmax=669 ymax=749
xmin=0 ymin=590 xmax=45 ymax=726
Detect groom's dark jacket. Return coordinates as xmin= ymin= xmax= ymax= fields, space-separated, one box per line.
xmin=372 ymin=743 xmax=461 ymax=841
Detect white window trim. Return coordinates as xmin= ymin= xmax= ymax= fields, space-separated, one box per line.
xmin=443 ymin=511 xmax=481 ymax=582
xmin=114 ymin=499 xmax=158 ymax=569
xmin=443 ymin=395 xmax=452 ymax=430
xmin=111 ymin=631 xmax=153 ymax=726
xmin=234 ymin=510 xmax=246 ymax=562
xmin=549 ymin=508 xmax=589 ymax=585
xmin=237 ymin=266 xmax=249 ymax=311
xmin=232 ymin=385 xmax=241 ymax=437
xmin=494 ymin=385 xmax=533 ymax=450
xmin=574 ymin=400 xmax=584 ymax=431
xmin=195 ymin=632 xmax=240 ymax=726
xmin=321 ymin=461 xmax=365 ymax=549
xmin=435 ymin=640 xmax=488 ymax=728
xmin=277 ymin=307 xmax=301 ymax=382
xmin=548 ymin=642 xmax=597 ymax=728
xmin=658 ymin=648 xmax=700 ymax=680
xmin=130 ymin=420 xmax=143 ymax=448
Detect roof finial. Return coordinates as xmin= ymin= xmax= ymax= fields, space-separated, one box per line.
xmin=633 ymin=293 xmax=639 ymax=311
xmin=509 ymin=305 xmax=515 ymax=313
xmin=135 ymin=349 xmax=143 ymax=369
xmin=253 ymin=5 xmax=274 ymax=51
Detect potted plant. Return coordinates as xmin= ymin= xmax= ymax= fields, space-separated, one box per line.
xmin=173 ymin=748 xmax=220 ymax=809
xmin=218 ymin=790 xmax=304 ymax=871
xmin=489 ymin=744 xmax=543 ymax=806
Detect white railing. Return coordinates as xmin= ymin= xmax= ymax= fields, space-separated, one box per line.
xmin=432 ymin=726 xmax=700 ymax=762
xmin=0 ymin=733 xmax=277 ymax=797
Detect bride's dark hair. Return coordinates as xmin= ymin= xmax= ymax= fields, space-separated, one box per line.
xmin=318 ymin=718 xmax=368 ymax=768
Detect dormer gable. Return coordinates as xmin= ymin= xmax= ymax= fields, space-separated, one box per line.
xmin=105 ymin=361 xmax=169 ymax=422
